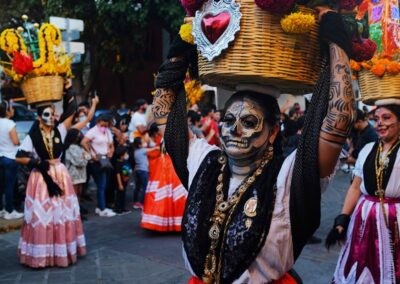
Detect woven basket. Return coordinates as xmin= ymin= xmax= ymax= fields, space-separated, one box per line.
xmin=20 ymin=76 xmax=64 ymax=105
xmin=198 ymin=0 xmax=321 ymax=94
xmin=358 ymin=70 xmax=400 ymax=105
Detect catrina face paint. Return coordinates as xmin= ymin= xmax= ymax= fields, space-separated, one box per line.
xmin=221 ymin=98 xmax=270 ymax=159
xmin=41 ymin=107 xmax=55 ymax=126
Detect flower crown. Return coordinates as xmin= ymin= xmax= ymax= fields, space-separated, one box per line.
xmin=0 ymin=15 xmax=73 ymax=83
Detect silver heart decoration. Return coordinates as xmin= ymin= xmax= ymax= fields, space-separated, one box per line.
xmin=192 ymin=0 xmax=242 ymax=61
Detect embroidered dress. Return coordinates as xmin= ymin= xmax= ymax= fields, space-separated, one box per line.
xmin=18 ymin=123 xmax=86 ymax=268
xmin=141 ymin=136 xmax=187 ymax=231
xmin=333 ymin=142 xmax=400 ymax=284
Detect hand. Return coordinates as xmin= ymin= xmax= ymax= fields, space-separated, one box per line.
xmin=92 ymin=95 xmax=99 ymax=105
xmin=118 ymin=185 xmax=124 ymax=191
xmin=65 ymin=79 xmax=72 ymax=89
xmin=315 ymin=6 xmax=336 ymax=22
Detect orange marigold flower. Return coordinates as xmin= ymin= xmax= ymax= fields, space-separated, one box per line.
xmin=361 ymin=62 xmax=372 ymax=69
xmin=350 ymin=60 xmax=361 ymax=71
xmin=386 ymin=61 xmax=400 ymax=75
xmin=370 ymin=64 xmax=386 ymax=77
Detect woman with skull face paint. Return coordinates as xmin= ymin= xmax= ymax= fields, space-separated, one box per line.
xmin=152 ymin=8 xmax=355 ymax=284
xmin=327 ymin=102 xmax=400 ymax=283
xmin=15 ymin=89 xmax=88 ymax=268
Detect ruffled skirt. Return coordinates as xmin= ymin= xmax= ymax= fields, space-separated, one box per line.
xmin=18 ymin=161 xmax=86 ymax=268
xmin=141 ymin=153 xmax=187 ymax=232
xmin=333 ymin=195 xmax=400 ymax=284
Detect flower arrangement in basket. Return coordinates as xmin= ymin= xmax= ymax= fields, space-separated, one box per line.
xmin=0 ymin=15 xmax=73 ymax=105
xmin=178 ymin=0 xmax=373 ymax=94
xmin=348 ymin=0 xmax=400 ymax=104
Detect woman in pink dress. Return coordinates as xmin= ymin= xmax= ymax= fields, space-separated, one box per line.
xmin=15 ymin=93 xmax=97 ymax=268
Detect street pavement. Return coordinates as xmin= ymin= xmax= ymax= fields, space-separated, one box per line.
xmin=0 ymin=171 xmax=352 ymax=284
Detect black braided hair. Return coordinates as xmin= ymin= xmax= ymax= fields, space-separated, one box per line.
xmin=164 ymin=88 xmax=189 ymax=188
xmin=290 ymin=55 xmax=331 ymax=260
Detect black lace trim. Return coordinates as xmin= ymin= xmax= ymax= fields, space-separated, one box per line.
xmin=182 ymin=150 xmax=283 ymax=283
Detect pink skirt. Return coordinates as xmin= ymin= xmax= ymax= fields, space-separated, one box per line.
xmin=18 ymin=161 xmax=86 ymax=268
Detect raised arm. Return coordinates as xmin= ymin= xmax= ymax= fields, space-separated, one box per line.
xmin=319 ymin=43 xmax=356 ymax=177
xmin=72 ymin=96 xmax=99 ymax=131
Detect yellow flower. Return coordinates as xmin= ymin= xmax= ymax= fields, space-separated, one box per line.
xmin=0 ymin=29 xmax=27 ymax=54
xmin=185 ymin=77 xmax=204 ymax=105
xmin=281 ymin=12 xmax=315 ymax=34
xmin=179 ymin=23 xmax=194 ymax=45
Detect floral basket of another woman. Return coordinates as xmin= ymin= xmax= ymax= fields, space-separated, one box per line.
xmin=0 ymin=15 xmax=72 ymax=105
xmin=179 ymin=0 xmax=368 ymax=94
xmin=349 ymin=0 xmax=400 ymax=105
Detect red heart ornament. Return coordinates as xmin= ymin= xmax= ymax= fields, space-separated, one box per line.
xmin=201 ymin=12 xmax=231 ymax=44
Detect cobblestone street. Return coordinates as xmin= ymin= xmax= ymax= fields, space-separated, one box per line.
xmin=0 ymin=171 xmax=351 ymax=284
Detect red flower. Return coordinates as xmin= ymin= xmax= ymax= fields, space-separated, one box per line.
xmin=351 ymin=38 xmax=377 ymax=62
xmin=180 ymin=0 xmax=206 ymax=16
xmin=12 ymin=51 xmax=33 ymax=75
xmin=254 ymin=0 xmax=296 ymax=14
xmin=339 ymin=0 xmax=359 ymax=10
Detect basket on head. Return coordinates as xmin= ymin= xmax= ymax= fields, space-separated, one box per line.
xmin=197 ymin=0 xmax=321 ymax=94
xmin=20 ymin=75 xmax=64 ymax=105
xmin=358 ymin=71 xmax=400 ymax=105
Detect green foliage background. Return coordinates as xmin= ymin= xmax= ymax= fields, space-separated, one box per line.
xmin=0 ymin=0 xmax=185 ymax=74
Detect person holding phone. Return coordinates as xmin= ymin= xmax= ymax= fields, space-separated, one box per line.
xmin=0 ymin=100 xmax=23 ymax=220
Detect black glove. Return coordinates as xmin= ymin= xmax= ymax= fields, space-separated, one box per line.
xmin=59 ymin=89 xmax=77 ymax=123
xmin=325 ymin=213 xmax=350 ymax=250
xmin=30 ymin=159 xmax=64 ymax=197
xmin=319 ymin=11 xmax=352 ymax=58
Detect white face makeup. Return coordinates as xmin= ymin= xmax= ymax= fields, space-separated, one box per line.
xmin=41 ymin=107 xmax=55 ymax=126
xmin=221 ymin=99 xmax=270 ymax=159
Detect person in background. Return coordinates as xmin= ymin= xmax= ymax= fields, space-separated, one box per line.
xmin=81 ymin=114 xmax=116 ymax=217
xmin=187 ymin=110 xmax=204 ymax=139
xmin=346 ymin=109 xmax=378 ymax=166
xmin=129 ymin=99 xmax=148 ymax=141
xmin=114 ymin=146 xmax=131 ymax=214
xmin=327 ymin=104 xmax=400 ymax=283
xmin=132 ymin=137 xmax=153 ymax=209
xmin=16 ymin=85 xmax=87 ymax=268
xmin=0 ymin=100 xmax=23 ymax=220
xmin=201 ymin=105 xmax=220 ymax=146
xmin=64 ymin=95 xmax=99 ymax=219
xmin=141 ymin=123 xmax=187 ymax=232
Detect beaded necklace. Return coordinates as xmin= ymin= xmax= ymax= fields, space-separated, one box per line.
xmin=203 ymin=145 xmax=274 ymax=284
xmin=375 ymin=139 xmax=400 ymax=227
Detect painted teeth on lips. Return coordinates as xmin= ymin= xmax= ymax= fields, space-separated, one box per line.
xmin=226 ymin=140 xmax=248 ymax=147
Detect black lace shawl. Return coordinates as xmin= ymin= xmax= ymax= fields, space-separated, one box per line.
xmin=29 ymin=121 xmax=63 ymax=160
xmin=182 ymin=150 xmax=283 ymax=283
xmin=363 ymin=141 xmax=400 ymax=196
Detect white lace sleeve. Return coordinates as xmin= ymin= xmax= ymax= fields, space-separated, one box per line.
xmin=187 ymin=138 xmax=219 ymax=188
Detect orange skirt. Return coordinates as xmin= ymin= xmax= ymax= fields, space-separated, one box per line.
xmin=141 ymin=152 xmax=187 ymax=232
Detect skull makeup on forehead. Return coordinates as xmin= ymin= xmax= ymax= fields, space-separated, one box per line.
xmin=41 ymin=107 xmax=55 ymax=126
xmin=221 ymin=98 xmax=271 ymax=159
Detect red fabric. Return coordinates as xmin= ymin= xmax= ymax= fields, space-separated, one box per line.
xmin=273 ymin=273 xmax=297 ymax=284
xmin=201 ymin=118 xmax=219 ymax=146
xmin=188 ymin=273 xmax=297 ymax=284
xmin=188 ymin=276 xmax=204 ymax=284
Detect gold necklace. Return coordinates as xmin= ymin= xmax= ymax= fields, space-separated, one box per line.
xmin=202 ymin=145 xmax=274 ymax=284
xmin=40 ymin=125 xmax=55 ymax=160
xmin=375 ymin=139 xmax=400 ymax=228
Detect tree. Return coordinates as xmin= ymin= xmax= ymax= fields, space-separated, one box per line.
xmin=0 ymin=0 xmax=185 ymax=99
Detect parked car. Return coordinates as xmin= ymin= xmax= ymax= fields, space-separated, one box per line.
xmin=12 ymin=102 xmax=36 ymax=141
